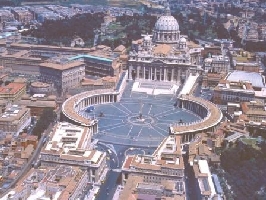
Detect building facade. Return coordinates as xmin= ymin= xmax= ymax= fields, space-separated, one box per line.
xmin=213 ymin=80 xmax=255 ymax=104
xmin=39 ymin=60 xmax=85 ymax=93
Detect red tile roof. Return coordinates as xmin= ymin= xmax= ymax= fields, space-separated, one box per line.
xmin=0 ymin=82 xmax=25 ymax=95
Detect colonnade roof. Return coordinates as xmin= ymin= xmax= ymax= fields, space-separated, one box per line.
xmin=172 ymin=95 xmax=223 ymax=134
xmin=62 ymin=89 xmax=117 ymax=126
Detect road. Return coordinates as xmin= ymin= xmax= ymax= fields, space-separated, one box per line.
xmin=0 ymin=123 xmax=54 ymax=198
xmin=94 ymin=144 xmax=154 ymax=200
xmin=183 ymin=146 xmax=200 ymax=200
xmin=96 ymin=143 xmax=121 ymax=200
xmin=97 ymin=171 xmax=120 ymax=200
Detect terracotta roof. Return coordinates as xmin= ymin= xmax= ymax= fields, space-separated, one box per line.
xmin=39 ymin=61 xmax=84 ymax=70
xmin=240 ymin=102 xmax=249 ymax=114
xmin=153 ymin=44 xmax=171 ymax=55
xmin=0 ymin=82 xmax=25 ymax=95
xmin=123 ymin=156 xmax=134 ymax=169
xmin=114 ymin=45 xmax=126 ymax=52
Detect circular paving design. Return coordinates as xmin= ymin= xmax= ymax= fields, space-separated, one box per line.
xmin=79 ymin=82 xmax=201 ymax=147
xmin=127 ymin=114 xmax=155 ymax=126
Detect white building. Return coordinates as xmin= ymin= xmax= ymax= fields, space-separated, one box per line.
xmin=40 ymin=122 xmax=107 ymax=184
xmin=203 ymin=55 xmax=230 ymax=73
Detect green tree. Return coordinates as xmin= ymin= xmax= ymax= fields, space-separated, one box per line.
xmin=32 ymin=108 xmax=56 ymax=139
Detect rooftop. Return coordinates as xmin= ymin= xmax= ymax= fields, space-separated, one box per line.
xmin=0 ymin=104 xmax=29 ymax=122
xmin=10 ymin=165 xmax=86 ymax=200
xmin=39 ymin=60 xmax=85 ymax=70
xmin=122 ymin=135 xmax=184 ymax=172
xmin=226 ymin=71 xmax=265 ymax=88
xmin=0 ymin=82 xmax=25 ymax=95
xmin=45 ymin=122 xmax=87 ymax=150
xmin=42 ymin=122 xmax=103 ymax=165
xmin=119 ymin=175 xmax=185 ymax=200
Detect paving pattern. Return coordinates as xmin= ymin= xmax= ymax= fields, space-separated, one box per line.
xmin=81 ymin=81 xmax=201 ymax=147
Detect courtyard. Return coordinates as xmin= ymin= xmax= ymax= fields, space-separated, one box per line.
xmin=80 ymin=81 xmax=201 ymax=147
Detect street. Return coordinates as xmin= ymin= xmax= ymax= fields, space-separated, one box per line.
xmin=97 ymin=171 xmax=120 ymax=200
xmin=96 ymin=143 xmax=121 ymax=200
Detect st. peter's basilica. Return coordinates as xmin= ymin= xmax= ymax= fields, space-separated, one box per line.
xmin=128 ymin=6 xmax=202 ymax=83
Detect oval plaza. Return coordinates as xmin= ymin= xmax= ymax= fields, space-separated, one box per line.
xmin=62 ymin=9 xmax=223 ymax=146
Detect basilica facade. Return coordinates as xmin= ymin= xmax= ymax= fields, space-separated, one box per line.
xmin=128 ymin=7 xmax=202 ymax=83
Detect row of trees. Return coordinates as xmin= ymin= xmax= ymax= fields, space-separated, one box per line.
xmin=25 ymin=10 xmax=226 ymax=48
xmin=101 ymin=14 xmax=157 ymax=48
xmin=24 ymin=9 xmax=265 ymax=51
xmin=0 ymin=0 xmax=21 ymax=6
xmin=24 ymin=13 xmax=105 ymax=46
xmin=32 ymin=108 xmax=56 ymax=139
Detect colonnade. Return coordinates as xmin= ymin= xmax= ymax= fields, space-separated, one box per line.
xmin=77 ymin=94 xmax=117 ymax=110
xmin=152 ymin=31 xmax=180 ymax=43
xmin=170 ymin=96 xmax=223 ymax=143
xmin=91 ymin=123 xmax=98 ymax=134
xmin=182 ymin=133 xmax=196 ymax=143
xmin=129 ymin=65 xmax=190 ymax=82
xmin=62 ymin=89 xmax=119 ymax=130
xmin=180 ymin=100 xmax=208 ymax=119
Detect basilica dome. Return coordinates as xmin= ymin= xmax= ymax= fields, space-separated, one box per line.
xmin=154 ymin=15 xmax=179 ymax=32
xmin=152 ymin=6 xmax=180 ymax=44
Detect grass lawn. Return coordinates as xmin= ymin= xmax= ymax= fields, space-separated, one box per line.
xmin=240 ymin=138 xmax=260 ymax=149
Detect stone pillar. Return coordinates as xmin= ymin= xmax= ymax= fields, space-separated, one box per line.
xmin=160 ymin=68 xmax=162 ymax=81
xmin=177 ymin=69 xmax=180 ymax=82
xmin=171 ymin=68 xmax=174 ymax=82
xmin=154 ymin=68 xmax=157 ymax=80
xmin=137 ymin=67 xmax=140 ymax=80
xmin=143 ymin=66 xmax=146 ymax=80
xmin=128 ymin=65 xmax=133 ymax=80
xmin=164 ymin=68 xmax=167 ymax=81
xmin=150 ymin=67 xmax=153 ymax=80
